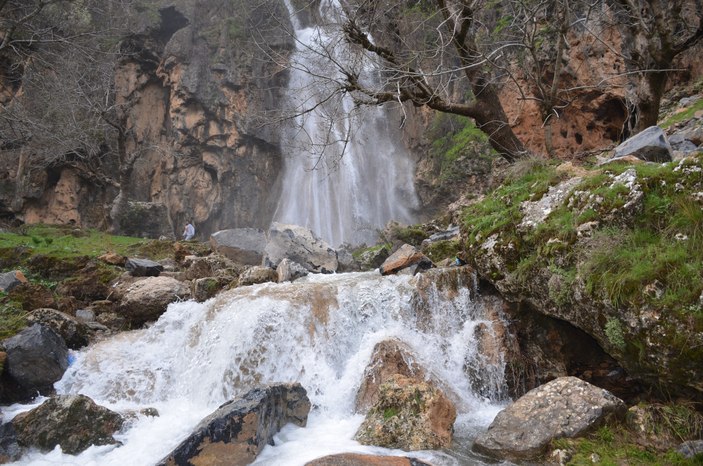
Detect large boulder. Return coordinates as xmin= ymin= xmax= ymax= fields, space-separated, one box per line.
xmin=117 ymin=276 xmax=191 ymax=326
xmin=306 ymin=453 xmax=432 ymax=465
xmin=124 ymin=257 xmax=164 ymax=277
xmin=26 ymin=308 xmax=90 ymax=350
xmin=12 ymin=394 xmax=124 ymax=454
xmin=355 ymin=339 xmax=426 ymax=412
xmin=379 ymin=244 xmax=433 ymax=276
xmin=611 ymin=125 xmax=673 ymax=163
xmin=264 ymin=223 xmax=338 ymax=273
xmin=354 ymin=375 xmax=456 ymax=451
xmin=2 ymin=324 xmax=68 ymax=400
xmin=210 ymin=228 xmax=268 ymax=265
xmin=0 ymin=271 xmax=27 ymax=292
xmin=157 ymin=383 xmax=310 ymax=466
xmin=473 ymin=376 xmax=626 ymax=462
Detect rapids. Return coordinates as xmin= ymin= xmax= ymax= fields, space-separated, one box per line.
xmin=4 ymin=270 xmax=508 ymax=465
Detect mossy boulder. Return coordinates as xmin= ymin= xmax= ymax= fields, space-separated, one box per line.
xmin=354 ymin=374 xmax=456 ymax=451
xmin=463 ymin=155 xmax=703 ymax=397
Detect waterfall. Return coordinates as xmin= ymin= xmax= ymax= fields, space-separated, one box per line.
xmin=5 ymin=269 xmax=508 ymax=465
xmin=273 ymin=0 xmax=419 ymax=247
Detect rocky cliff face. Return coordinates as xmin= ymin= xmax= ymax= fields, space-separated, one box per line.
xmin=1 ymin=0 xmax=293 ymax=239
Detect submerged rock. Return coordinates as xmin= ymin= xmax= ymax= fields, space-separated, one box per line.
xmin=157 ymin=383 xmax=310 ymax=466
xmin=355 ymin=375 xmax=456 ymax=451
xmin=473 ymin=377 xmax=626 ymax=462
xmin=12 ymin=394 xmax=124 ymax=455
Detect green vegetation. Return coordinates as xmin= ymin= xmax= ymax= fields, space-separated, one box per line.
xmin=0 ymin=224 xmax=146 ymax=261
xmin=429 ymin=113 xmax=493 ymax=184
xmin=552 ymin=403 xmax=703 ymax=465
xmin=0 ymin=224 xmax=171 ymax=338
xmin=463 ymin=155 xmax=703 ymax=311
xmin=424 ymin=239 xmax=461 ymax=263
xmin=0 ymin=293 xmax=27 ymax=340
xmin=661 ymin=98 xmax=703 ymax=129
xmin=382 ymin=406 xmax=399 ymax=420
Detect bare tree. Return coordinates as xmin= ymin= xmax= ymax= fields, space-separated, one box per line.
xmin=611 ymin=0 xmax=703 ymax=133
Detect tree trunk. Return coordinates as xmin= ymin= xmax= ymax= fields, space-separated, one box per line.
xmin=632 ymin=70 xmax=668 ymax=133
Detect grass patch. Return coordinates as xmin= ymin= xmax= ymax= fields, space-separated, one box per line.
xmin=0 ymin=224 xmax=147 ymax=260
xmin=0 ymin=295 xmax=28 ymax=340
xmin=423 ymin=239 xmax=461 ymax=263
xmin=552 ymin=425 xmax=695 ymax=465
xmin=661 ymin=97 xmax=703 ymax=129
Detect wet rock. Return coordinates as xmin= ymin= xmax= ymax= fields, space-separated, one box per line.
xmin=0 ymin=271 xmax=27 ymax=292
xmin=264 ymin=223 xmax=338 ymax=273
xmin=12 ymin=394 xmax=124 ymax=454
xmin=192 ymin=277 xmax=225 ymax=302
xmin=117 ymin=276 xmax=191 ymax=325
xmin=157 ymin=383 xmax=310 ymax=466
xmin=210 ymin=228 xmax=267 ymax=265
xmin=276 ymin=258 xmax=309 ymax=283
xmin=356 ymin=246 xmax=390 ymax=271
xmin=238 ymin=266 xmax=278 ymax=287
xmin=26 ymin=308 xmax=90 ymax=349
xmin=611 ymin=125 xmax=672 ymax=162
xmin=336 ymin=244 xmax=361 ymax=273
xmin=305 ymin=453 xmax=432 ymax=465
xmin=473 ymin=377 xmax=626 ymax=462
xmin=0 ymin=422 xmax=21 ymax=463
xmin=124 ymin=257 xmax=164 ymax=277
xmin=379 ymin=244 xmax=433 ymax=276
xmin=2 ymin=324 xmax=68 ymax=401
xmin=355 ymin=375 xmax=456 ymax=451
xmin=355 ymin=339 xmax=425 ymax=412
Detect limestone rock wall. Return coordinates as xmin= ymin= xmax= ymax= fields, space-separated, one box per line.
xmin=0 ymin=0 xmax=293 ymax=238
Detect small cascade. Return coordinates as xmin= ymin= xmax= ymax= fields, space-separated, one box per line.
xmin=273 ymin=0 xmax=419 ymax=247
xmin=6 ymin=269 xmax=509 ymax=465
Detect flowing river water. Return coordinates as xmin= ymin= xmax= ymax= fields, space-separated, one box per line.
xmin=5 ymin=270 xmax=508 ymax=465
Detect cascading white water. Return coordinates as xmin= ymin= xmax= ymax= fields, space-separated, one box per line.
xmin=5 ymin=270 xmax=507 ymax=466
xmin=273 ymin=0 xmax=419 ymax=247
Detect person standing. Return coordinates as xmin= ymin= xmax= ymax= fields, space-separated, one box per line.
xmin=182 ymin=221 xmax=195 ymax=241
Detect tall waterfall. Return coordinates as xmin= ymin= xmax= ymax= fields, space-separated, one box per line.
xmin=6 ymin=269 xmax=508 ymax=465
xmin=273 ymin=1 xmax=419 ymax=247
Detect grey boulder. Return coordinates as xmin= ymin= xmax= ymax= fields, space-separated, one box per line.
xmin=264 ymin=223 xmax=338 ymax=273
xmin=612 ymin=125 xmax=672 ymax=162
xmin=473 ymin=376 xmax=626 ymax=462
